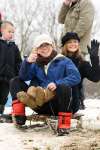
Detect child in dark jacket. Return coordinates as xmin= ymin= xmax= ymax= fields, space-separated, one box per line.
xmin=0 ymin=21 xmax=22 ymax=114
xmin=61 ymin=32 xmax=100 ymax=117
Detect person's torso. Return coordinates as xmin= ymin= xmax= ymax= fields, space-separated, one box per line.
xmin=64 ymin=1 xmax=80 ymax=32
xmin=0 ymin=39 xmax=20 ymax=81
xmin=35 ymin=57 xmax=69 ymax=87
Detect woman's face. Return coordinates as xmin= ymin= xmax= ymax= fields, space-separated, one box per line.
xmin=65 ymin=39 xmax=79 ymax=53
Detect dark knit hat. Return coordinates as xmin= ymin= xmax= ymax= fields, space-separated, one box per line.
xmin=61 ymin=32 xmax=80 ymax=46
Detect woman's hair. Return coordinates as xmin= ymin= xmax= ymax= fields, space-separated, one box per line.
xmin=61 ymin=42 xmax=84 ymax=62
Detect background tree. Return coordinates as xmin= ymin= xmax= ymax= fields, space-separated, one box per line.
xmin=0 ymin=0 xmax=100 ymax=55
xmin=0 ymin=0 xmax=100 ymax=97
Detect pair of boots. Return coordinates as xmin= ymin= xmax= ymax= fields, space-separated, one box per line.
xmin=12 ymin=99 xmax=72 ymax=133
xmin=57 ymin=112 xmax=72 ymax=136
xmin=17 ymin=86 xmax=55 ymax=109
xmin=12 ymin=86 xmax=55 ymax=126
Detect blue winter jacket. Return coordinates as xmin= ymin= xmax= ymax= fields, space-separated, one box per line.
xmin=19 ymin=54 xmax=81 ymax=88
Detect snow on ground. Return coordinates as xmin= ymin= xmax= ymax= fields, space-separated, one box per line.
xmin=4 ymin=98 xmax=100 ymax=130
xmin=84 ymin=98 xmax=100 ymax=118
xmin=4 ymin=106 xmax=33 ymax=116
xmin=80 ymin=99 xmax=100 ymax=130
xmin=1 ymin=98 xmax=100 ymax=150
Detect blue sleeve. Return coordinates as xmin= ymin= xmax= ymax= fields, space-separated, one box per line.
xmin=19 ymin=59 xmax=36 ymax=81
xmin=55 ymin=58 xmax=81 ymax=87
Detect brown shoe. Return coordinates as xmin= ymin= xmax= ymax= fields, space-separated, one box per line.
xmin=17 ymin=91 xmax=37 ymax=109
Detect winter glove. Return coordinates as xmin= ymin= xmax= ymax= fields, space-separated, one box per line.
xmin=87 ymin=39 xmax=100 ymax=57
xmin=17 ymin=91 xmax=37 ymax=109
xmin=27 ymin=86 xmax=56 ymax=106
xmin=17 ymin=86 xmax=56 ymax=110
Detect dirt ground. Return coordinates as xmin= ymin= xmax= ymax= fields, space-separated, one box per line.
xmin=1 ymin=98 xmax=100 ymax=150
xmin=0 ymin=122 xmax=100 ymax=150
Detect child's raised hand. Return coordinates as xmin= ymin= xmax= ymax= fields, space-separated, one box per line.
xmin=27 ymin=51 xmax=37 ymax=63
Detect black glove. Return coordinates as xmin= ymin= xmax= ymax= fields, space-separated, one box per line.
xmin=87 ymin=39 xmax=100 ymax=57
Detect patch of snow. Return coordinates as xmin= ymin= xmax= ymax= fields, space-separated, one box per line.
xmin=4 ymin=98 xmax=100 ymax=130
xmin=81 ymin=99 xmax=100 ymax=130
xmin=4 ymin=107 xmax=34 ymax=116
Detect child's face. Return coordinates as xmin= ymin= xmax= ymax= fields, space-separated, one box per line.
xmin=1 ymin=24 xmax=15 ymax=41
xmin=37 ymin=43 xmax=53 ymax=58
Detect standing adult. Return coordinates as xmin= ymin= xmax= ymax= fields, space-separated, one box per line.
xmin=58 ymin=0 xmax=94 ymax=56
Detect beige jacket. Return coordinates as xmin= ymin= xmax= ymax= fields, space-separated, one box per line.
xmin=58 ymin=0 xmax=94 ymax=55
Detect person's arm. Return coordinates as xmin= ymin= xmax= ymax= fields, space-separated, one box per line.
xmin=73 ymin=0 xmax=94 ymax=38
xmin=87 ymin=40 xmax=100 ymax=67
xmin=15 ymin=45 xmax=22 ymax=75
xmin=84 ymin=39 xmax=100 ymax=82
xmin=55 ymin=58 xmax=81 ymax=87
xmin=19 ymin=51 xmax=37 ymax=81
xmin=58 ymin=1 xmax=70 ymax=24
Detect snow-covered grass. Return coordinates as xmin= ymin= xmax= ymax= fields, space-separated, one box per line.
xmin=4 ymin=98 xmax=100 ymax=130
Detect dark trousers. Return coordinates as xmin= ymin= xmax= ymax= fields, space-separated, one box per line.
xmin=10 ymin=76 xmax=72 ymax=116
xmin=71 ymin=86 xmax=80 ymax=114
xmin=71 ymin=83 xmax=85 ymax=114
xmin=79 ymin=85 xmax=85 ymax=109
xmin=0 ymin=80 xmax=9 ymax=105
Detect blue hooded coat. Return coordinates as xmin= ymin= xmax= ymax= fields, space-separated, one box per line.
xmin=19 ymin=54 xmax=81 ymax=88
